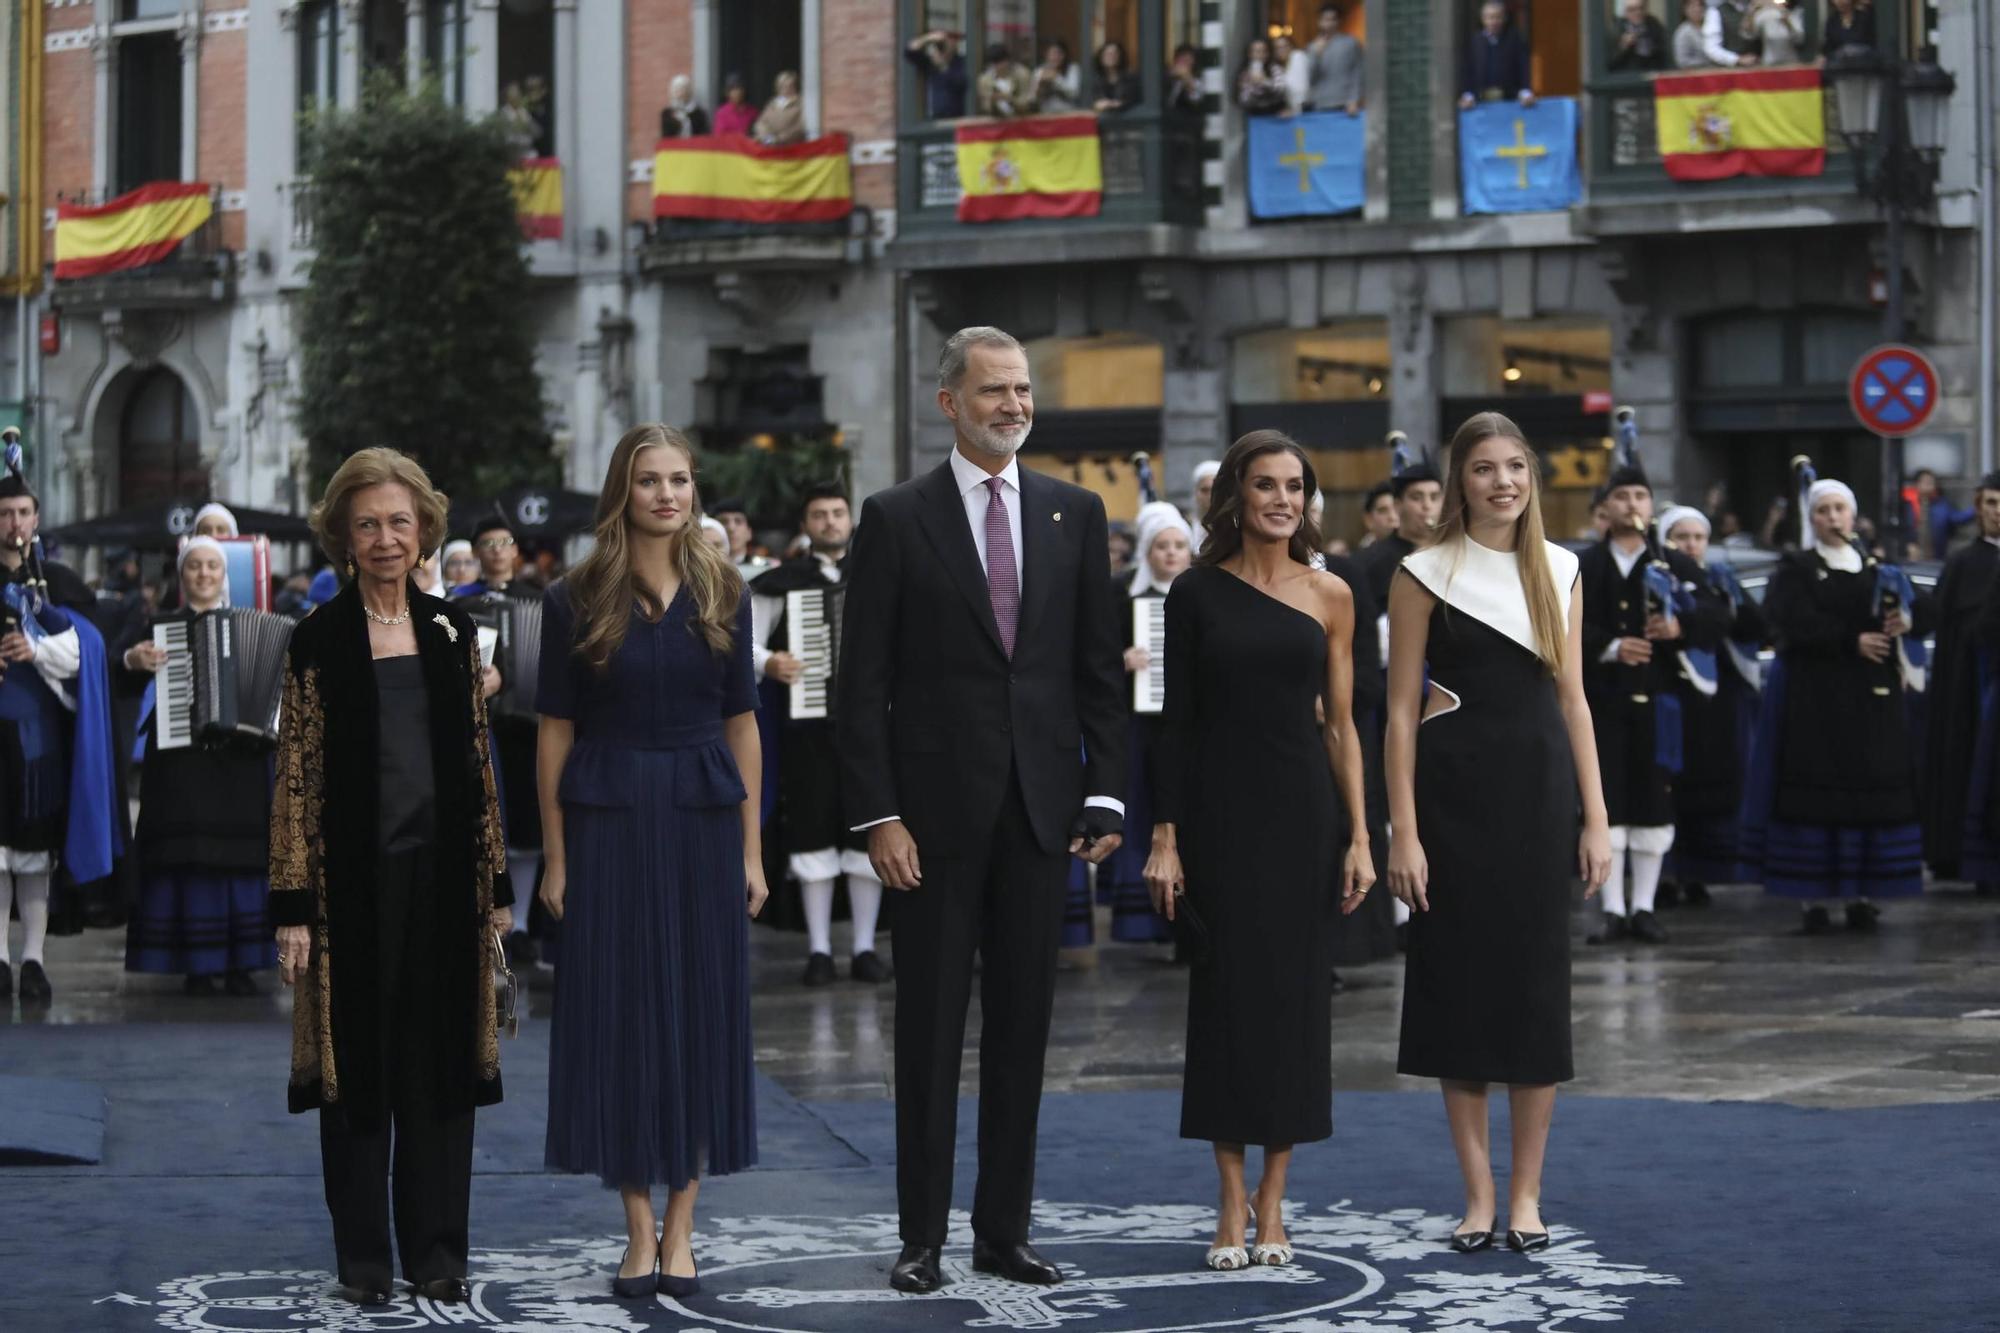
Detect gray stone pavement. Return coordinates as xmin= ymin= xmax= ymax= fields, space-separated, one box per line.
xmin=10 ymin=880 xmax=1997 ymax=1111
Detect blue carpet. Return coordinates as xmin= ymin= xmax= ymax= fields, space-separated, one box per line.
xmin=0 ymin=1074 xmax=106 ymax=1165
xmin=1 ymin=1022 xmax=1995 ymax=1332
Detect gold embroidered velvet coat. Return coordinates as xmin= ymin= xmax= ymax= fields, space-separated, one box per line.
xmin=268 ymin=582 xmax=514 ymax=1121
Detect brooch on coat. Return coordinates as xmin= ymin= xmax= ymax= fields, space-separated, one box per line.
xmin=434 ymin=613 xmax=457 ymax=642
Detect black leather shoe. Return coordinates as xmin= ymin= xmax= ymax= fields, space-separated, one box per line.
xmin=1845 ymin=900 xmax=1881 ymax=931
xmin=850 ymin=951 xmax=894 ymax=984
xmin=416 ymin=1278 xmax=471 ymax=1303
xmin=802 ymin=952 xmax=837 ymax=987
xmin=1506 ymin=1229 xmax=1550 ymax=1253
xmin=1655 ymin=880 xmax=1682 ymax=910
xmin=889 ymin=1243 xmax=943 ymax=1293
xmin=1586 ymin=913 xmax=1629 ymax=945
xmin=1628 ymin=910 xmax=1668 ymax=944
xmin=1802 ymin=905 xmax=1833 ymax=935
xmin=972 ymin=1238 xmax=1063 ymax=1285
xmin=1683 ymin=881 xmax=1712 ymax=907
xmin=17 ymin=960 xmax=51 ymax=1002
xmin=1448 ymin=1229 xmax=1493 ymax=1253
xmin=339 ymin=1285 xmax=392 ymax=1307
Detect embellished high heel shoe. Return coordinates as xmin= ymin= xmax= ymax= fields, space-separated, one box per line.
xmin=1505 ymin=1228 xmax=1551 ymax=1253
xmin=1448 ymin=1228 xmax=1494 ymax=1254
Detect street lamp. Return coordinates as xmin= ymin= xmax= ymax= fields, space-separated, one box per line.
xmin=1824 ymin=43 xmax=1957 ymax=547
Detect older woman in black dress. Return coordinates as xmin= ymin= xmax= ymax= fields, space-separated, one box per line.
xmin=1385 ymin=413 xmax=1611 ymax=1255
xmin=270 ymin=448 xmax=512 ymax=1309
xmin=1146 ymin=431 xmax=1373 ymax=1271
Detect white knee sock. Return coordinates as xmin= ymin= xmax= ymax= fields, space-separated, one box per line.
xmin=801 ymin=877 xmax=836 ymax=957
xmin=15 ymin=872 xmax=50 ymax=965
xmin=1392 ymin=895 xmax=1410 ymax=926
xmin=0 ymin=873 xmax=14 ymax=966
xmin=846 ymin=873 xmax=883 ymax=954
xmin=1627 ymin=826 xmax=1675 ymax=914
xmin=1602 ymin=827 xmax=1631 ymax=917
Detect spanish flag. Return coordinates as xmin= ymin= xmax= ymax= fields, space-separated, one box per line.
xmin=653 ymin=134 xmax=853 ymax=224
xmin=1654 ymin=67 xmax=1825 ymax=181
xmin=955 ymin=114 xmax=1102 ymax=223
xmin=53 ymin=182 xmax=212 ymax=280
xmin=509 ymin=157 xmax=564 ymax=240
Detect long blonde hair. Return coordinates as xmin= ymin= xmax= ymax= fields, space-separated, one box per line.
xmin=1435 ymin=412 xmax=1567 ymax=675
xmin=565 ymin=424 xmax=742 ymax=668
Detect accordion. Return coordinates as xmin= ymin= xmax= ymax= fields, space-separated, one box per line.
xmin=466 ymin=594 xmax=543 ymax=721
xmin=786 ymin=586 xmax=844 ymax=721
xmin=152 ymin=608 xmax=295 ymax=749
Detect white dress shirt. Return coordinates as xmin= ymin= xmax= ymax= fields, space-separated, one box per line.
xmin=852 ymin=449 xmax=1123 ymax=831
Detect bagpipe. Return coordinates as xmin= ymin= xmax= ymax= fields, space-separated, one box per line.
xmin=1790 ymin=453 xmax=1926 ymax=692
xmin=1 ymin=428 xmax=53 ymax=632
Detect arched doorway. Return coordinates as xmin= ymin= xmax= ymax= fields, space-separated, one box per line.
xmin=119 ymin=367 xmax=205 ymax=506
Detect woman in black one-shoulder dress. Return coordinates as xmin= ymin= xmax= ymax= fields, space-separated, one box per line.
xmin=1147 ymin=432 xmax=1373 ymax=1272
xmin=1385 ymin=413 xmax=1611 ymax=1257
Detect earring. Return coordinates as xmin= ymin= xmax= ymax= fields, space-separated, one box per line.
xmin=1233 ymin=515 xmax=1241 ymax=529
xmin=344 ymin=557 xmax=356 ymax=577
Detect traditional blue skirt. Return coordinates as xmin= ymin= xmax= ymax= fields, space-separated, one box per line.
xmin=124 ymin=872 xmax=277 ymax=976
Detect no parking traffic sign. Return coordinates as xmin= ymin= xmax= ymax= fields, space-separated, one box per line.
xmin=1849 ymin=344 xmax=1939 ymax=437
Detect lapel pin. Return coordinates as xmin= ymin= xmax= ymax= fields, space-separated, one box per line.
xmin=1053 ymin=512 xmax=1063 ymax=523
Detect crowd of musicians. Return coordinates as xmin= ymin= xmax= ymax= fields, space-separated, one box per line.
xmin=5 ymin=341 xmax=2000 ymax=1304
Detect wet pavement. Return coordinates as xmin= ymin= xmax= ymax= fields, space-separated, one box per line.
xmin=10 ymin=880 xmax=1998 ymax=1111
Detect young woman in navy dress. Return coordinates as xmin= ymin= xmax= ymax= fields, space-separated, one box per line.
xmin=1385 ymin=412 xmax=1611 ymax=1254
xmin=537 ymin=424 xmax=769 ymax=1298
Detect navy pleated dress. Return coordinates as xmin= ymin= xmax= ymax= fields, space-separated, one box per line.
xmin=540 ymin=580 xmax=760 ymax=1192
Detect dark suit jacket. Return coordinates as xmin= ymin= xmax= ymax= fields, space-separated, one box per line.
xmin=836 ymin=460 xmax=1126 ymax=856
xmin=1462 ymin=29 xmax=1531 ymax=100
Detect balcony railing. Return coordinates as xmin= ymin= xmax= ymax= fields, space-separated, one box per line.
xmin=896 ymin=112 xmax=1204 ymax=237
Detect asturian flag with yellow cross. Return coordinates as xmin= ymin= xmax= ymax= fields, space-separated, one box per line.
xmin=1458 ymin=97 xmax=1580 ymax=215
xmin=1247 ymin=111 xmax=1366 ymax=220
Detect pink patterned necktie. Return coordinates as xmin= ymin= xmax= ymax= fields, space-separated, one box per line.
xmin=983 ymin=477 xmax=1019 ymax=657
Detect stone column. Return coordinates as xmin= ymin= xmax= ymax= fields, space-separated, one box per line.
xmin=801 ymin=0 xmax=822 ymax=135
xmin=178 ymin=10 xmax=200 ymax=180
xmin=553 ymin=0 xmax=578 ymax=248
xmin=405 ymin=0 xmax=424 ymax=86
xmin=1161 ymin=344 xmax=1228 ymax=510
xmin=1387 ymin=260 xmax=1440 ymax=453
xmin=91 ymin=24 xmax=116 ymax=196
xmin=466 ymin=0 xmax=501 ymax=114
xmin=690 ymin=0 xmax=716 ymax=110
xmin=336 ymin=0 xmax=362 ymax=109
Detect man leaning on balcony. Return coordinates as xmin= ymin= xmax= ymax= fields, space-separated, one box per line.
xmin=1673 ymin=0 xmax=1760 ymax=69
xmin=1459 ymin=1 xmax=1537 ymax=109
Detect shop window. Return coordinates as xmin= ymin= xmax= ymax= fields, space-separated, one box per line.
xmin=1026 ymin=334 xmax=1164 ymax=410
xmin=115 ymin=32 xmax=183 ymax=194
xmin=718 ymin=1 xmax=802 ymax=125
xmin=1441 ymin=316 xmax=1611 ymax=396
xmin=1694 ymin=312 xmax=1787 ymax=389
xmin=498 ymin=0 xmax=555 ymax=158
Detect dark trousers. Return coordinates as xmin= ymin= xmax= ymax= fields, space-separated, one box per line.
xmin=317 ymin=845 xmax=473 ymax=1290
xmin=890 ymin=769 xmax=1067 ymax=1248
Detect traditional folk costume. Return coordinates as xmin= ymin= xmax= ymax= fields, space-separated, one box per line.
xmin=749 ymin=549 xmax=891 ymax=984
xmin=1578 ymin=462 xmax=1728 ymax=944
xmin=1920 ymin=474 xmax=2000 ymax=892
xmin=0 ymin=459 xmax=121 ymax=1002
xmin=1741 ymin=479 xmax=1929 ymax=931
xmin=121 ymin=538 xmax=280 ymax=993
xmin=1187 ymin=460 xmax=1220 ymax=557
xmin=1655 ymin=507 xmax=1766 ymax=897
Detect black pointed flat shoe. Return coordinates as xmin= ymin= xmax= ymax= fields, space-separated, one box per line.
xmin=1448 ymin=1229 xmax=1493 ymax=1253
xmin=1506 ymin=1228 xmax=1551 ymax=1253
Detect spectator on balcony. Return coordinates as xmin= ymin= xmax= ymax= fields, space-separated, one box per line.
xmin=1741 ymin=0 xmax=1805 ymax=65
xmin=1033 ymin=39 xmax=1084 ymax=113
xmin=1167 ymin=43 xmax=1204 ymax=117
xmin=1674 ymin=0 xmax=1758 ymax=68
xmin=713 ymin=73 xmax=759 ymax=136
xmin=754 ymin=71 xmax=808 ymax=144
xmin=1092 ymin=40 xmax=1143 ymax=114
xmin=660 ymin=75 xmax=711 ymax=138
xmin=1272 ymin=34 xmax=1312 ymax=115
xmin=906 ymin=29 xmax=969 ymax=120
xmin=1458 ymin=2 xmax=1536 ymax=108
xmin=1236 ymin=37 xmax=1290 ymax=117
xmin=977 ymin=43 xmax=1036 ymax=118
xmin=1307 ymin=4 xmax=1365 ymax=114
xmin=1610 ymin=0 xmax=1672 ymax=72
xmin=1821 ymin=0 xmax=1876 ymax=63
xmin=500 ymin=80 xmax=544 ymax=159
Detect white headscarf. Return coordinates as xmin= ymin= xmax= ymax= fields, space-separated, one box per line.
xmin=176 ymin=534 xmax=231 ymax=608
xmin=1656 ymin=504 xmax=1710 ymax=559
xmin=1807 ymin=479 xmax=1857 ymax=517
xmin=442 ymin=538 xmax=473 ymax=567
xmin=1191 ymin=460 xmax=1221 ymax=487
xmin=699 ymin=515 xmax=729 ymax=550
xmin=192 ymin=502 xmax=239 ymax=538
xmin=1129 ymin=504 xmax=1194 ymax=597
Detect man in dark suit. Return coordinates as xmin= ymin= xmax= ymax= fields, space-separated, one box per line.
xmin=837 ymin=326 xmax=1126 ymax=1295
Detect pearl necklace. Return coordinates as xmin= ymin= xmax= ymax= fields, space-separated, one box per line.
xmin=362 ymin=600 xmax=411 ymax=627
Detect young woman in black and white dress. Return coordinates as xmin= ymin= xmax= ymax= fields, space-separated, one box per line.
xmin=1385 ymin=412 xmax=1611 ymax=1255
